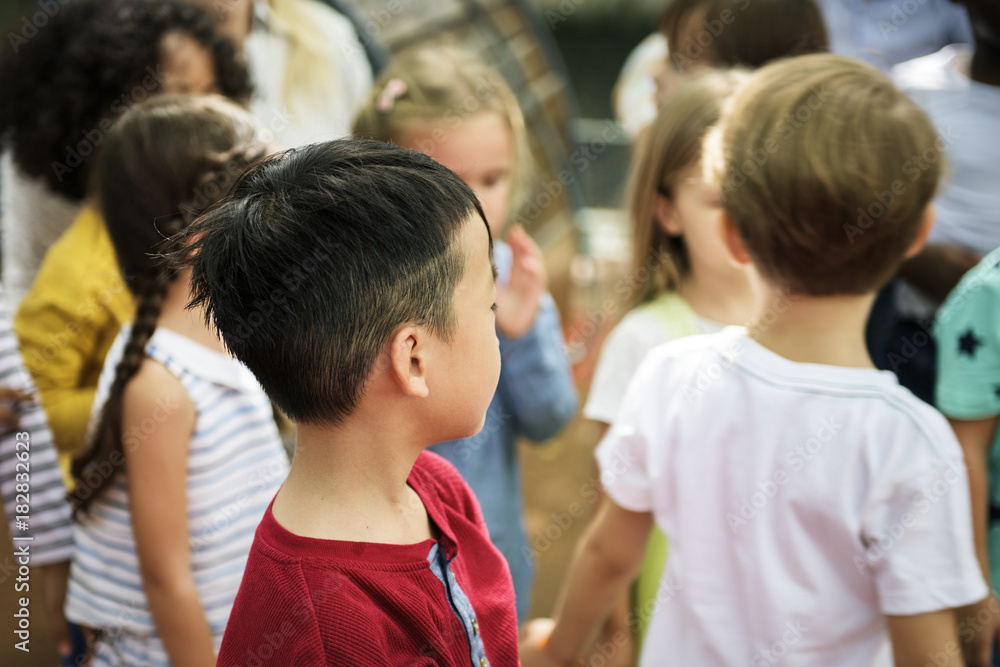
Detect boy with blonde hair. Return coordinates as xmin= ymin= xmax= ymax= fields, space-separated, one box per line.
xmin=521 ymin=53 xmax=987 ymax=667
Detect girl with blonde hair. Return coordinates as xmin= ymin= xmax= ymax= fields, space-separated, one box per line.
xmin=355 ymin=45 xmax=578 ymax=623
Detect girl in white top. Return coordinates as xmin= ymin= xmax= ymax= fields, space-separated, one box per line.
xmin=583 ymin=70 xmax=760 ymax=660
xmin=65 ymin=95 xmax=288 ymax=667
xmin=585 ymin=70 xmax=759 ymax=428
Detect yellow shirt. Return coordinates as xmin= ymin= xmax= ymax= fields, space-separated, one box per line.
xmin=15 ymin=206 xmax=135 ymax=479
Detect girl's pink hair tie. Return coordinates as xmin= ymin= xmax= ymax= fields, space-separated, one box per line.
xmin=376 ymin=78 xmax=408 ymax=112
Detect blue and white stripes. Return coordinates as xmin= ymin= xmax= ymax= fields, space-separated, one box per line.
xmin=66 ymin=326 xmax=289 ymax=652
xmin=0 ymin=286 xmax=73 ymax=566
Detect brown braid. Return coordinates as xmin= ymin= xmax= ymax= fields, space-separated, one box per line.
xmin=68 ymin=267 xmax=170 ymax=515
xmin=66 ymin=94 xmax=269 ymax=514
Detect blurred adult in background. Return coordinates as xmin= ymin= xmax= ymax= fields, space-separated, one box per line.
xmin=614 ymin=0 xmax=828 ymax=138
xmin=817 ymin=0 xmax=972 ymax=70
xmin=8 ymin=0 xmax=252 ymax=477
xmin=0 ymin=0 xmax=250 ymax=308
xmin=190 ymin=0 xmax=377 ymax=147
xmin=894 ymin=0 xmax=1000 ymax=299
xmin=866 ymin=0 xmax=1000 ymax=403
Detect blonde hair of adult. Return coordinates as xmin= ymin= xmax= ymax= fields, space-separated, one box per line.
xmin=626 ymin=69 xmax=747 ymax=308
xmin=705 ymin=53 xmax=943 ymax=296
xmin=353 ymin=44 xmax=531 ymax=231
xmin=268 ymin=0 xmax=340 ymax=112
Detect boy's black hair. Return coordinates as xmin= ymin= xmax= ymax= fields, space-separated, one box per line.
xmin=180 ymin=139 xmax=490 ymax=426
xmin=0 ymin=0 xmax=251 ymax=200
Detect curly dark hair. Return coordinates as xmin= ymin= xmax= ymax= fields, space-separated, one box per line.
xmin=0 ymin=0 xmax=252 ymax=201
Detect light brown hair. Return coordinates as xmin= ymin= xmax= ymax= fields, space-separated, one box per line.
xmin=627 ymin=69 xmax=746 ymax=307
xmin=352 ymin=44 xmax=529 ymax=230
xmin=705 ymin=53 xmax=942 ymax=295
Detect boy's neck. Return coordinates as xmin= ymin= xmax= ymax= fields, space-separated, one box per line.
xmin=678 ymin=265 xmax=758 ymax=326
xmin=748 ymin=286 xmax=877 ymax=369
xmin=971 ymin=38 xmax=1000 ymax=88
xmin=272 ymin=418 xmax=433 ymax=546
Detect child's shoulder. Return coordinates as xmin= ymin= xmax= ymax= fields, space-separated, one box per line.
xmin=616 ymin=327 xmax=748 ymax=407
xmin=640 ymin=325 xmax=746 ymax=370
xmin=611 ymin=292 xmax=701 ymax=344
xmin=122 ymin=355 xmax=195 ymax=425
xmin=639 ymin=328 xmax=952 ymax=442
xmin=410 ymin=450 xmax=477 ymax=509
xmin=939 ymin=247 xmax=1000 ymax=320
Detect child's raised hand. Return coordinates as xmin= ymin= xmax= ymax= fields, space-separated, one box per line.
xmin=519 ymin=618 xmax=569 ymax=667
xmin=495 ymin=225 xmax=546 ymax=339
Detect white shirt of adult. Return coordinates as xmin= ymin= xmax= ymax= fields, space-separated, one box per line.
xmin=245 ymin=0 xmax=372 ymax=149
xmin=892 ymin=44 xmax=1000 ymax=257
xmin=0 ymin=152 xmax=83 ymax=310
xmin=817 ymin=0 xmax=972 ymax=70
xmin=597 ymin=327 xmax=986 ymax=666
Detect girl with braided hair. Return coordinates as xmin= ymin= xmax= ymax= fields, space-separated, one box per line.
xmin=64 ymin=94 xmax=288 ymax=667
xmin=10 ymin=0 xmax=254 ymax=478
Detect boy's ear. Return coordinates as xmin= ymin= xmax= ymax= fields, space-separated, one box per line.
xmin=655 ymin=193 xmax=682 ymax=236
xmin=388 ymin=326 xmax=429 ymax=398
xmin=722 ymin=212 xmax=752 ymax=266
xmin=903 ymin=204 xmax=935 ymax=259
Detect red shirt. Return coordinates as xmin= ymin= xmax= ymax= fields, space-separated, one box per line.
xmin=217 ymin=451 xmax=520 ymax=666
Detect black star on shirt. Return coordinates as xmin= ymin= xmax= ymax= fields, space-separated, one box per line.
xmin=958 ymin=328 xmax=984 ymax=357
xmin=995 ymin=385 xmax=1000 ymax=400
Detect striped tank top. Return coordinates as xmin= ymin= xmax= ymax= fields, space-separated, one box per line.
xmin=65 ymin=325 xmax=289 ymax=642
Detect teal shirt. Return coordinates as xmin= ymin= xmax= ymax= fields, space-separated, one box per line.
xmin=935 ymin=246 xmax=1000 ymax=587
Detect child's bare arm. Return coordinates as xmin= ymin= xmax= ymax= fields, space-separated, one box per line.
xmin=950 ymin=415 xmax=1000 ymax=667
xmin=886 ymin=609 xmax=964 ymax=667
xmin=125 ymin=361 xmax=215 ymax=667
xmin=521 ymin=499 xmax=652 ymax=666
xmin=950 ymin=417 xmax=999 ymax=576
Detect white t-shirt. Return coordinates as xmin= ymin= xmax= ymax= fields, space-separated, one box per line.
xmin=584 ymin=293 xmax=722 ymax=425
xmin=597 ymin=328 xmax=986 ymax=667
xmin=246 ymin=0 xmax=372 ymax=149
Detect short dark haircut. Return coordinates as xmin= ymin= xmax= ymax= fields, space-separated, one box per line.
xmin=0 ymin=0 xmax=251 ymax=200
xmin=180 ymin=139 xmax=489 ymax=426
